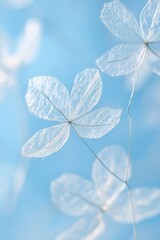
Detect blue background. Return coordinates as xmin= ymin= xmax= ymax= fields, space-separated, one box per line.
xmin=0 ymin=0 xmax=160 ymax=239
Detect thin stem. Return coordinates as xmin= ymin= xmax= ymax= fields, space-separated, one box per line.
xmin=71 ymin=123 xmax=125 ymax=184
xmin=125 ymin=46 xmax=146 ymax=184
xmin=40 ymin=82 xmax=137 ymax=240
xmin=41 ymin=90 xmax=125 ymax=183
xmin=125 ymin=70 xmax=138 ymax=240
xmin=71 ymin=123 xmax=137 ymax=240
xmin=125 ymin=72 xmax=136 ymax=182
xmin=126 ymin=183 xmax=137 ymax=240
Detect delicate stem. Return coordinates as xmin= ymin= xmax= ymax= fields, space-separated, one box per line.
xmin=71 ymin=123 xmax=125 ymax=184
xmin=126 ymin=183 xmax=137 ymax=240
xmin=71 ymin=123 xmax=137 ymax=240
xmin=125 ymin=72 xmax=136 ymax=182
xmin=40 ymin=80 xmax=137 ymax=240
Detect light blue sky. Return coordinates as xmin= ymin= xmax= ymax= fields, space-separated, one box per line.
xmin=0 ymin=0 xmax=160 ymax=239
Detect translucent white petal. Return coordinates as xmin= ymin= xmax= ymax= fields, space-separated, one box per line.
xmin=70 ymin=69 xmax=102 ymax=119
xmin=100 ymin=1 xmax=142 ymax=42
xmin=108 ymin=188 xmax=160 ymax=223
xmin=96 ymin=44 xmax=144 ymax=76
xmin=26 ymin=76 xmax=70 ymax=122
xmin=149 ymin=44 xmax=160 ymax=75
xmin=21 ymin=123 xmax=70 ymax=157
xmin=92 ymin=146 xmax=129 ymax=208
xmin=149 ymin=57 xmax=160 ymax=75
xmin=6 ymin=0 xmax=32 ymax=9
xmin=14 ymin=19 xmax=42 ymax=66
xmin=72 ymin=107 xmax=122 ymax=139
xmin=140 ymin=0 xmax=160 ymax=41
xmin=56 ymin=214 xmax=105 ymax=240
xmin=50 ymin=174 xmax=102 ymax=217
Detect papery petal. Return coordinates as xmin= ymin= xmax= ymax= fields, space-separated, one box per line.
xmin=13 ymin=19 xmax=42 ymax=66
xmin=56 ymin=214 xmax=105 ymax=240
xmin=92 ymin=146 xmax=129 ymax=207
xmin=149 ymin=44 xmax=160 ymax=75
xmin=108 ymin=188 xmax=160 ymax=223
xmin=50 ymin=174 xmax=102 ymax=217
xmin=70 ymin=69 xmax=102 ymax=119
xmin=21 ymin=123 xmax=70 ymax=157
xmin=149 ymin=58 xmax=160 ymax=75
xmin=72 ymin=107 xmax=122 ymax=139
xmin=140 ymin=0 xmax=160 ymax=41
xmin=26 ymin=76 xmax=70 ymax=122
xmin=96 ymin=44 xmax=145 ymax=76
xmin=101 ymin=1 xmax=142 ymax=42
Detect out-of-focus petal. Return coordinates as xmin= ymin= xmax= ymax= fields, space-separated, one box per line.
xmin=92 ymin=146 xmax=129 ymax=207
xmin=51 ymin=174 xmax=102 ymax=217
xmin=56 ymin=214 xmax=105 ymax=240
xmin=4 ymin=19 xmax=42 ymax=70
xmin=108 ymin=188 xmax=160 ymax=223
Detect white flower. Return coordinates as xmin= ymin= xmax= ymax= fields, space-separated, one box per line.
xmin=51 ymin=145 xmax=160 ymax=239
xmin=96 ymin=0 xmax=160 ymax=77
xmin=0 ymin=19 xmax=42 ymax=97
xmin=22 ymin=69 xmax=122 ymax=158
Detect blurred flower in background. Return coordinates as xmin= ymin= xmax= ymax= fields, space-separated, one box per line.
xmin=0 ymin=18 xmax=42 ymax=99
xmin=4 ymin=0 xmax=32 ymax=9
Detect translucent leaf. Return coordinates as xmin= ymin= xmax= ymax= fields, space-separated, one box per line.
xmin=21 ymin=123 xmax=70 ymax=157
xmin=56 ymin=214 xmax=105 ymax=240
xmin=26 ymin=76 xmax=70 ymax=122
xmin=92 ymin=146 xmax=129 ymax=207
xmin=70 ymin=69 xmax=102 ymax=120
xmin=149 ymin=44 xmax=160 ymax=75
xmin=14 ymin=19 xmax=42 ymax=66
xmin=140 ymin=0 xmax=160 ymax=41
xmin=72 ymin=107 xmax=122 ymax=139
xmin=100 ymin=1 xmax=142 ymax=42
xmin=108 ymin=188 xmax=160 ymax=223
xmin=50 ymin=174 xmax=102 ymax=217
xmin=96 ymin=44 xmax=145 ymax=76
xmin=149 ymin=57 xmax=160 ymax=75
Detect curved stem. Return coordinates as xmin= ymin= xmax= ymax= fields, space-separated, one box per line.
xmin=71 ymin=123 xmax=137 ymax=240
xmin=71 ymin=123 xmax=125 ymax=184
xmin=126 ymin=183 xmax=137 ymax=240
xmin=125 ymin=72 xmax=136 ymax=182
